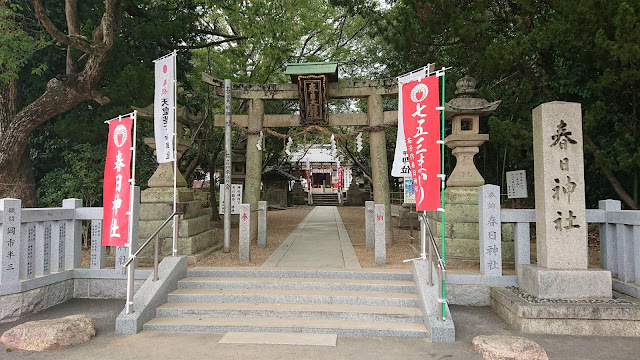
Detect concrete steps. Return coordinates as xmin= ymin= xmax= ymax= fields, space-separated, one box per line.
xmin=312 ymin=193 xmax=340 ymax=206
xmin=143 ymin=267 xmax=428 ymax=337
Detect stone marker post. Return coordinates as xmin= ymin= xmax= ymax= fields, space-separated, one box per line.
xmin=365 ymin=201 xmax=374 ymax=249
xmin=258 ymin=201 xmax=267 ymax=248
xmin=375 ymin=204 xmax=386 ymax=266
xmin=239 ymin=204 xmax=251 ymax=264
xmin=520 ymin=101 xmax=611 ymax=299
xmin=479 ymin=185 xmax=502 ymax=276
xmin=0 ymin=198 xmax=21 ymax=284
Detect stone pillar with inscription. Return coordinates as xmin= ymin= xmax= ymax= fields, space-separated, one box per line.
xmin=519 ymin=101 xmax=611 ymax=299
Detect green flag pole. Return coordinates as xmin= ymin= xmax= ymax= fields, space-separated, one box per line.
xmin=440 ymin=69 xmax=446 ymax=321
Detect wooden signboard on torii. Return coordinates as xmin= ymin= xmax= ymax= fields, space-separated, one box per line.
xmin=202 ymin=62 xmax=401 ymax=243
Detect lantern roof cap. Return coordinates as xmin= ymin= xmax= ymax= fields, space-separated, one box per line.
xmin=285 ymin=62 xmax=339 ymax=83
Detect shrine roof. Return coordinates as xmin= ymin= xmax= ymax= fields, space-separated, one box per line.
xmin=285 ymin=62 xmax=339 ymax=83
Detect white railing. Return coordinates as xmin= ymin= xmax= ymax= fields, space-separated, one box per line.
xmin=490 ymin=198 xmax=640 ymax=297
xmin=0 ymin=196 xmax=142 ymax=296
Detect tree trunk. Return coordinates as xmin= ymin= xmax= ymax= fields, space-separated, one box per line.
xmin=0 ymin=145 xmax=37 ymax=206
xmin=584 ymin=134 xmax=639 ymax=210
xmin=0 ymin=0 xmax=122 ymax=203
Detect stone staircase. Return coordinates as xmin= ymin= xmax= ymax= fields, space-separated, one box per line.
xmin=311 ymin=193 xmax=340 ymax=206
xmin=143 ymin=268 xmax=428 ymax=337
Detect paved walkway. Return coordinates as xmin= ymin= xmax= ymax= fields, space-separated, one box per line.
xmin=3 ymin=298 xmax=640 ymax=359
xmin=262 ymin=206 xmax=361 ymax=268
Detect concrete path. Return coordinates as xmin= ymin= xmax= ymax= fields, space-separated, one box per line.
xmin=262 ymin=206 xmax=361 ymax=269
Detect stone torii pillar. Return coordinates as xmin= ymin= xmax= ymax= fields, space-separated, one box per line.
xmin=244 ymin=99 xmax=264 ymax=242
xmin=368 ymin=94 xmax=393 ymax=243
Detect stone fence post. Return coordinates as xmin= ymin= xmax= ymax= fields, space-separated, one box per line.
xmin=62 ymin=199 xmax=82 ymax=270
xmin=365 ymin=201 xmax=374 ymax=249
xmin=375 ymin=204 xmax=386 ymax=266
xmin=239 ymin=204 xmax=251 ymax=264
xmin=599 ymin=199 xmax=621 ymax=275
xmin=258 ymin=201 xmax=267 ymax=248
xmin=0 ymin=198 xmax=21 ymax=285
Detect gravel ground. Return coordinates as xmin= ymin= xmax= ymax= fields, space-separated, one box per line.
xmin=337 ymin=206 xmax=416 ymax=269
xmin=194 ymin=206 xmax=314 ymax=267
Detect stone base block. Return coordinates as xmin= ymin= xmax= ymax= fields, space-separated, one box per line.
xmin=491 ymin=286 xmax=640 ymax=336
xmin=518 ymin=264 xmax=612 ymax=299
xmin=139 ymin=200 xmax=203 ymax=221
xmin=141 ymin=187 xmax=194 ymax=203
xmin=139 ymin=214 xmax=211 ymax=239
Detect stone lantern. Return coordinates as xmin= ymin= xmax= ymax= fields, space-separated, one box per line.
xmin=444 ymin=76 xmax=500 ymax=187
xmin=430 ymin=76 xmax=501 ymax=261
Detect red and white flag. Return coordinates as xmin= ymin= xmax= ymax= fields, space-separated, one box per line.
xmin=154 ymin=52 xmax=175 ymax=163
xmin=402 ymin=75 xmax=441 ymax=211
xmin=102 ymin=117 xmax=133 ymax=247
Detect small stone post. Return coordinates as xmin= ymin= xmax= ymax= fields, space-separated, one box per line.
xmin=239 ymin=204 xmax=251 ymax=264
xmin=0 ymin=198 xmax=21 ymax=284
xmin=479 ymin=185 xmax=502 ymax=276
xmin=258 ymin=201 xmax=267 ymax=248
xmin=365 ymin=201 xmax=374 ymax=248
xmin=375 ymin=204 xmax=386 ymax=266
xmin=62 ymin=198 xmax=83 ymax=270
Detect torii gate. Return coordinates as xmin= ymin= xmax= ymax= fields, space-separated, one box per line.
xmin=202 ymin=69 xmax=401 ymax=244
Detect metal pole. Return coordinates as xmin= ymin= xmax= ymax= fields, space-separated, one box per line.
xmin=172 ymin=50 xmax=178 ymax=257
xmin=126 ymin=112 xmax=137 ymax=314
xmin=153 ymin=234 xmax=159 ymax=281
xmin=223 ymin=79 xmax=232 ymax=253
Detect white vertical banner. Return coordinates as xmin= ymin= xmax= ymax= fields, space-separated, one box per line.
xmin=154 ymin=52 xmax=176 ymax=163
xmin=391 ymin=66 xmax=429 ymax=177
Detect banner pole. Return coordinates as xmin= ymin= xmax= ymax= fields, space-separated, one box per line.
xmin=125 ymin=112 xmax=137 ymax=314
xmin=440 ymin=68 xmax=447 ymax=321
xmin=172 ymin=50 xmax=178 ymax=257
xmin=223 ymin=79 xmax=232 ymax=253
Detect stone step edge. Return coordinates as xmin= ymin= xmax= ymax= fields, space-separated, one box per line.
xmin=186 ymin=268 xmax=412 ymax=280
xmin=156 ymin=301 xmax=423 ymax=316
xmin=143 ymin=316 xmax=428 ymax=336
xmin=179 ymin=277 xmax=415 ymax=286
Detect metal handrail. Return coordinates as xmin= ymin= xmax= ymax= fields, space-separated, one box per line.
xmin=123 ymin=211 xmax=182 ymax=314
xmin=422 ymin=212 xmax=447 ymax=322
xmin=122 ymin=211 xmax=182 ymax=270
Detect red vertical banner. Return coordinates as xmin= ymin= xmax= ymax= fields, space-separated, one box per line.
xmin=402 ymin=75 xmax=441 ymax=211
xmin=338 ymin=167 xmax=344 ymax=188
xmin=102 ymin=117 xmax=133 ymax=246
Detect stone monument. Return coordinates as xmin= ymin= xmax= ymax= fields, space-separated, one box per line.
xmin=519 ymin=101 xmax=611 ymax=299
xmin=132 ymin=104 xmax=220 ymax=263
